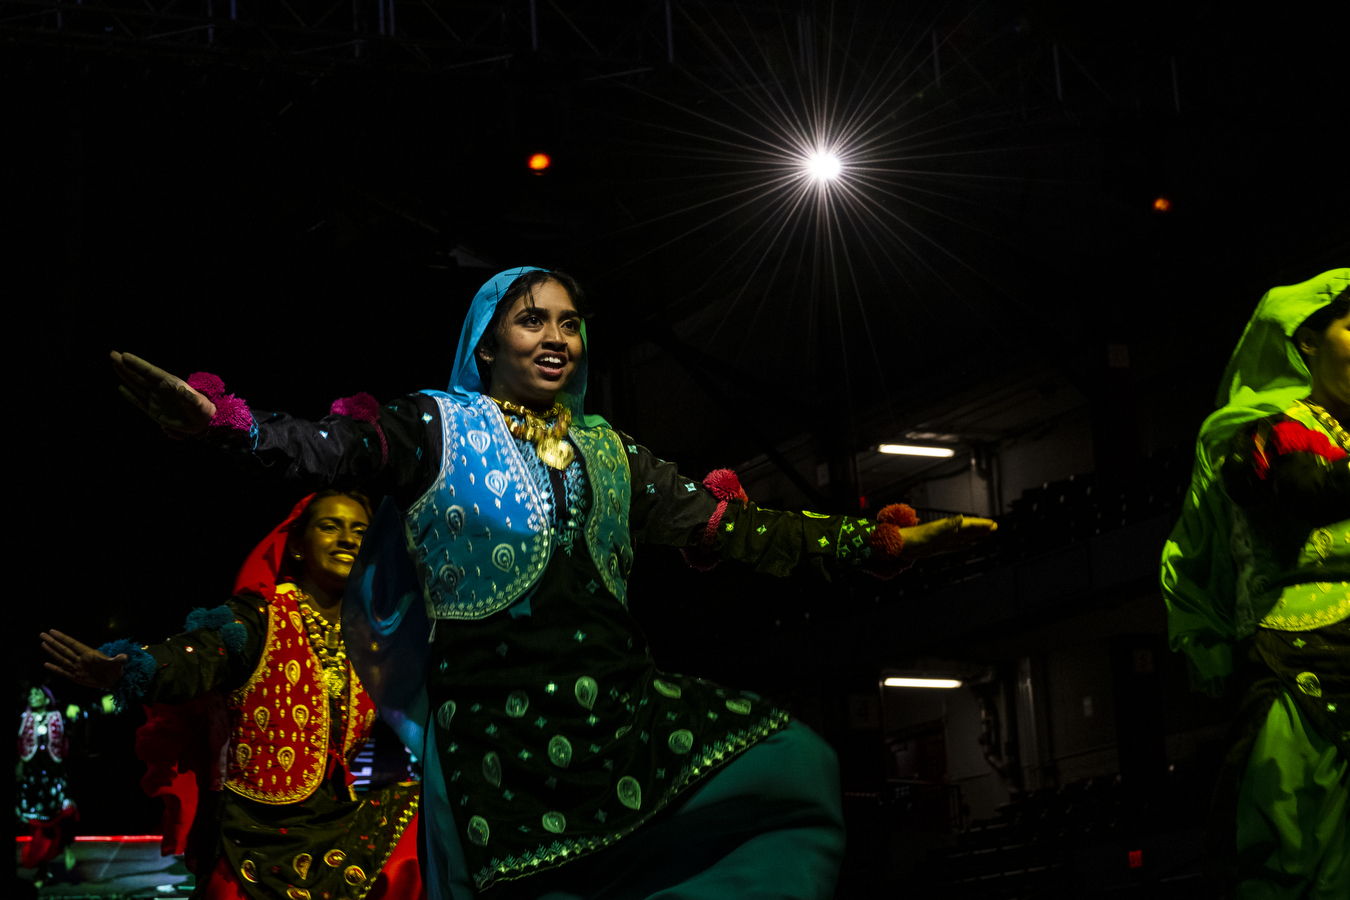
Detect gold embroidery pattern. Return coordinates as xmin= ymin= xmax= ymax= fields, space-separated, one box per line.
xmin=226 ymin=594 xmax=332 ymax=805
xmin=293 ymin=853 xmax=312 ymax=880
xmin=1260 ymin=592 xmax=1350 ymax=631
xmin=474 ymin=708 xmax=791 ymax=890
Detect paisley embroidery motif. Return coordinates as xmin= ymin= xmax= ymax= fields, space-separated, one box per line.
xmin=574 ymin=676 xmax=598 ymax=710
xmin=466 ymin=430 xmax=491 ymax=455
xmin=277 ymin=746 xmax=295 ymax=771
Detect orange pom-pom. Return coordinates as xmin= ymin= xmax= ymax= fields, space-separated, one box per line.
xmin=870 ymin=524 xmax=904 ymax=560
xmin=877 ymin=503 xmax=919 ymax=528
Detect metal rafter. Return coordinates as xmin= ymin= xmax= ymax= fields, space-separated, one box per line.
xmin=0 ymin=0 xmax=680 ymax=74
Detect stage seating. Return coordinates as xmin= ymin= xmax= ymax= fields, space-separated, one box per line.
xmin=932 ymin=764 xmax=1210 ymax=898
xmin=904 ymin=444 xmax=1192 ymax=593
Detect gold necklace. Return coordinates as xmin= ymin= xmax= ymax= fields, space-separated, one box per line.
xmin=1299 ymin=399 xmax=1349 ymax=452
xmin=296 ymin=596 xmax=348 ymax=699
xmin=490 ymin=398 xmax=575 ymax=470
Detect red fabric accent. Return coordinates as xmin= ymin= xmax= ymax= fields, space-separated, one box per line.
xmin=331 ymin=392 xmax=389 ymax=468
xmin=19 ymin=808 xmax=78 ymax=869
xmin=1252 ymin=444 xmax=1271 ymax=480
xmin=137 ymin=696 xmax=225 ymax=857
xmin=368 ymin=812 xmax=425 ymax=900
xmin=232 ymin=495 xmax=314 ymax=597
xmin=1269 ymin=420 xmax=1348 ymax=462
xmin=186 ymin=372 xmax=253 ymax=436
xmin=46 ymin=711 xmax=66 ymax=762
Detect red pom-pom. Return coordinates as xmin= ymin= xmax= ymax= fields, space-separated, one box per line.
xmin=330 ymin=391 xmax=380 ymax=424
xmin=703 ymin=468 xmax=749 ymax=502
xmin=877 ymin=503 xmax=919 ymax=528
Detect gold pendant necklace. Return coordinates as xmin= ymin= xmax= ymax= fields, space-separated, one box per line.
xmin=296 ymin=597 xmax=348 ymax=699
xmin=491 ymin=398 xmax=575 ymax=469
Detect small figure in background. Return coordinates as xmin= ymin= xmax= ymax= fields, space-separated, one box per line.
xmin=17 ymin=683 xmax=79 ymax=878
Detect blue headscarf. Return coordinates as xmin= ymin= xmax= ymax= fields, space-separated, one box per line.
xmin=441 ymin=266 xmax=607 ymax=428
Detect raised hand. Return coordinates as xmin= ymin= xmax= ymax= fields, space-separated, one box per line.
xmin=899 ymin=515 xmax=998 ymax=560
xmin=41 ymin=630 xmax=127 ymax=691
xmin=110 ymin=351 xmax=216 ymax=437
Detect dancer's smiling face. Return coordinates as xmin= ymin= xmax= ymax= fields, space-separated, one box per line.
xmin=477 ymin=278 xmax=583 ymax=410
xmin=291 ymin=495 xmax=369 ymax=596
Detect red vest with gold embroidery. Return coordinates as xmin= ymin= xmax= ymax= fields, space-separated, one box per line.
xmin=226 ymin=584 xmax=378 ymax=804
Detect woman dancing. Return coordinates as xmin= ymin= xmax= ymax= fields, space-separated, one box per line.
xmin=41 ymin=490 xmax=424 ymax=900
xmin=107 ymin=267 xmax=996 ymax=899
xmin=1162 ymin=267 xmax=1348 ymax=898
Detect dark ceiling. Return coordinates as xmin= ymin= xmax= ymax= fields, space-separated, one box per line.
xmin=10 ymin=0 xmax=1348 ymax=703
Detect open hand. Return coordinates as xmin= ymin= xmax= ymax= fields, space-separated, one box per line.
xmin=110 ymin=351 xmax=216 ymax=437
xmin=41 ymin=630 xmax=127 ymax=691
xmin=899 ymin=515 xmax=997 ymax=560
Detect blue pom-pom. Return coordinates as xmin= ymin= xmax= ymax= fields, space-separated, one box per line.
xmin=97 ymin=639 xmax=155 ymax=715
xmin=220 ymin=621 xmax=247 ymax=654
xmin=184 ymin=605 xmax=235 ymax=633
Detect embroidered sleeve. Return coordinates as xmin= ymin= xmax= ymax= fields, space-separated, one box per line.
xmin=133 ymin=597 xmax=269 ymax=707
xmin=620 ymin=436 xmax=903 ymax=580
xmin=623 ymin=437 xmax=722 ymax=547
xmin=213 ymin=394 xmax=441 ymax=509
xmin=1223 ymin=414 xmax=1350 ymax=526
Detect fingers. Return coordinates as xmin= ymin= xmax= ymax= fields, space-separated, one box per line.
xmin=111 ymin=351 xmax=162 ymax=394
xmin=117 ymin=384 xmax=151 ymax=413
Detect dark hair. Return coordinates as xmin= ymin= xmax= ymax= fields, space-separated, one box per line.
xmin=475 ymin=269 xmax=590 ymax=389
xmin=1294 ymin=288 xmax=1349 ymax=359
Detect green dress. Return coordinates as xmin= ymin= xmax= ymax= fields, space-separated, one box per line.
xmin=1160 ymin=268 xmax=1350 ymax=898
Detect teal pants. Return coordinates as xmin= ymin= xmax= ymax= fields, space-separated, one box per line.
xmin=493 ymin=719 xmax=846 ymax=900
xmin=1235 ymin=691 xmax=1349 ymax=899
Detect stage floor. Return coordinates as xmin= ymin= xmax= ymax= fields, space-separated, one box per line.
xmin=15 ymin=838 xmax=194 ymax=899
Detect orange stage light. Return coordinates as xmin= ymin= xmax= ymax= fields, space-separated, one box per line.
xmin=528 ymin=153 xmax=552 ymax=171
xmin=1153 ymin=196 xmax=1171 ymax=212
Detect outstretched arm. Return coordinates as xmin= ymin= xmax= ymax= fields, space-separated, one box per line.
xmin=110 ymin=351 xmax=440 ymax=505
xmin=623 ymin=437 xmax=995 ymax=578
xmin=110 ymin=352 xmax=217 ymax=438
xmin=41 ymin=630 xmax=127 ymax=690
xmin=41 ymin=598 xmax=267 ymax=712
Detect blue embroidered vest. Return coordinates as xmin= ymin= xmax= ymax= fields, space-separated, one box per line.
xmin=406 ymin=394 xmax=634 ymax=620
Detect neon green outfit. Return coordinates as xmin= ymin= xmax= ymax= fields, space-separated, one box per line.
xmin=1161 ymin=268 xmax=1350 ymax=898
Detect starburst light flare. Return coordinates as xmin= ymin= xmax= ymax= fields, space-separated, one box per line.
xmin=805 ymin=150 xmax=843 ymax=183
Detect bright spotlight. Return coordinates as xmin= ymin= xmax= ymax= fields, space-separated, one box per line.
xmin=883 ymin=678 xmax=962 ymax=689
xmin=805 ymin=151 xmax=841 ymax=182
xmin=528 ymin=153 xmax=552 ymax=172
xmin=878 ymin=444 xmax=955 ymax=458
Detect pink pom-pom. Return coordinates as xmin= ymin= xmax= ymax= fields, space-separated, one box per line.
xmin=211 ymin=394 xmax=253 ymax=434
xmin=703 ymin=468 xmax=748 ymax=502
xmin=186 ymin=372 xmax=227 ymax=400
xmin=330 ymin=392 xmax=380 ymax=424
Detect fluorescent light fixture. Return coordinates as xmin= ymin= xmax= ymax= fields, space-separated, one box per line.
xmin=883 ymin=677 xmax=962 ymax=689
xmin=877 ymin=444 xmax=956 ymax=458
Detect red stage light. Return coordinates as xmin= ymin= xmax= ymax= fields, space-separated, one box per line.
xmin=1128 ymin=849 xmax=1143 ymax=868
xmin=528 ymin=153 xmax=552 ymax=172
xmin=1152 ymin=196 xmax=1171 ymax=212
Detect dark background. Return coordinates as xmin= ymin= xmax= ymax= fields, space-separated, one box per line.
xmin=8 ymin=0 xmax=1348 ymax=864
